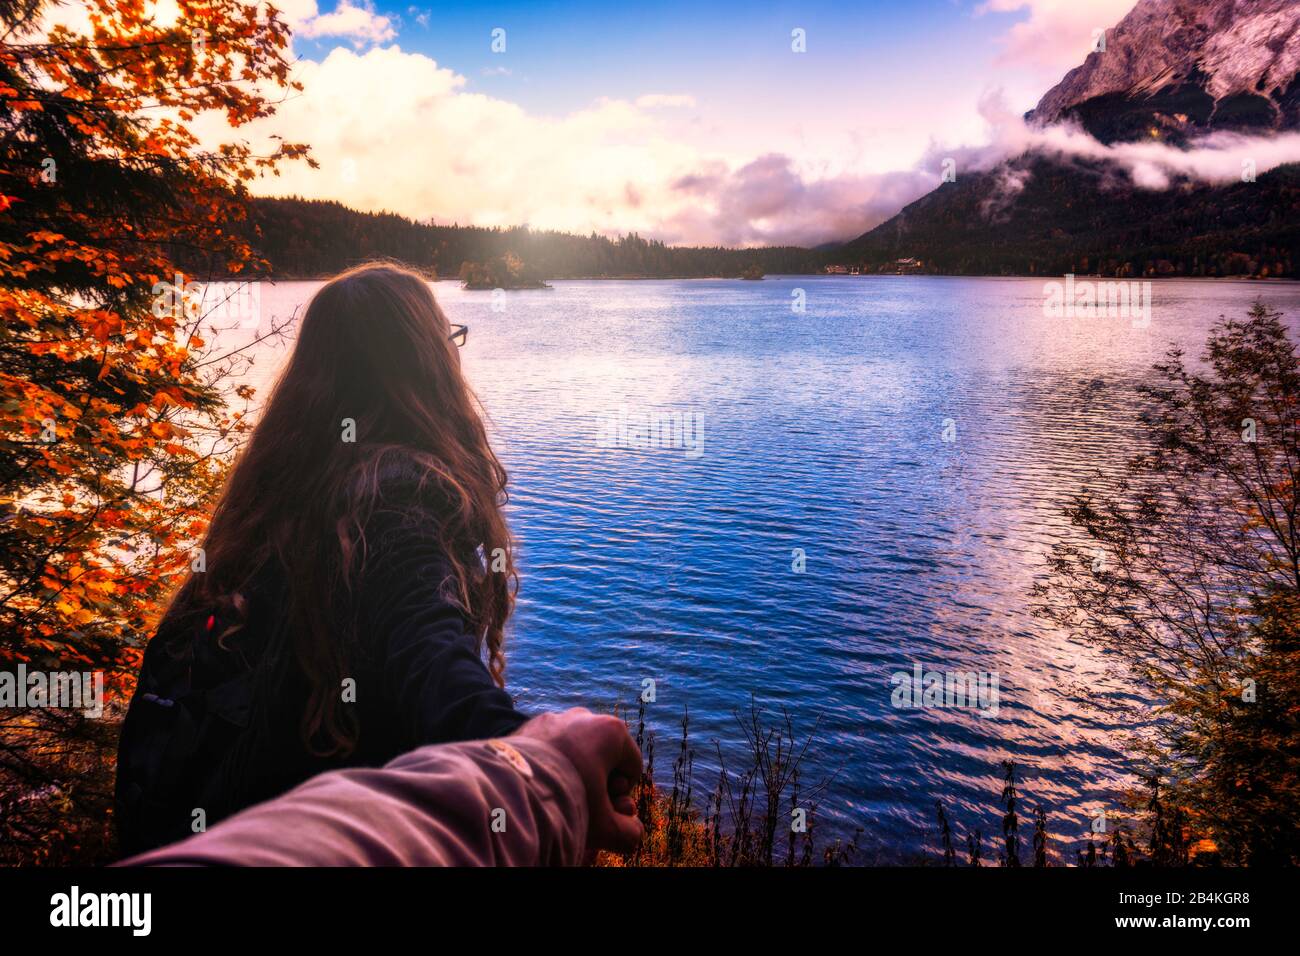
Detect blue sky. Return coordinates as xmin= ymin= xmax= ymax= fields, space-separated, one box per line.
xmin=337 ymin=2 xmax=1012 ymax=115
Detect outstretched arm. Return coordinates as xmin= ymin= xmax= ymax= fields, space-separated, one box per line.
xmin=121 ymin=709 xmax=642 ymax=867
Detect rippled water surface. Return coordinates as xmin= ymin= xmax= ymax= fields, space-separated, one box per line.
xmin=235 ymin=275 xmax=1300 ymax=859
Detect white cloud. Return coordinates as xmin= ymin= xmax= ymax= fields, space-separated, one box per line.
xmin=927 ymin=91 xmax=1300 ymax=189
xmin=977 ymin=0 xmax=1135 ymax=76
xmin=275 ymin=0 xmax=395 ymax=46
xmin=211 ymin=44 xmax=935 ymax=246
xmin=1035 ymin=123 xmax=1300 ymax=189
xmin=661 ymin=156 xmax=934 ymax=247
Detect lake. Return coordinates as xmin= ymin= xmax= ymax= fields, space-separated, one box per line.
xmin=224 ymin=275 xmax=1300 ymax=861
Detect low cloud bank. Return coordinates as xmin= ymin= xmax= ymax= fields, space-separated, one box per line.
xmin=659 ymin=157 xmax=936 ymax=248
xmin=925 ymin=93 xmax=1300 ymax=192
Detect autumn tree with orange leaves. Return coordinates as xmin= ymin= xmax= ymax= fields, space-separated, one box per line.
xmin=0 ymin=0 xmax=310 ymax=863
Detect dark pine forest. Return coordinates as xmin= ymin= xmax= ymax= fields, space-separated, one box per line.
xmin=192 ymin=197 xmax=824 ymax=280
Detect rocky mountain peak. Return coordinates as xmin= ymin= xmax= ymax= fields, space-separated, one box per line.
xmin=1028 ymin=0 xmax=1300 ymax=143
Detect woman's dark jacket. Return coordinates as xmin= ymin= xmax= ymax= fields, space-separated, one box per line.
xmin=114 ymin=469 xmax=526 ymax=857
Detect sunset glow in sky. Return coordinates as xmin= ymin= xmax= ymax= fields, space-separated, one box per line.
xmin=195 ymin=0 xmax=1137 ymax=245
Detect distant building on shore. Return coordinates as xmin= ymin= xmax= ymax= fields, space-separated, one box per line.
xmin=827 ymin=259 xmax=926 ymax=276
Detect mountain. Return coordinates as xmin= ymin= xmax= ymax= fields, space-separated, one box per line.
xmin=837 ymin=0 xmax=1300 ymax=278
xmin=839 ymin=154 xmax=1298 ymax=278
xmin=1029 ymin=0 xmax=1300 ymax=145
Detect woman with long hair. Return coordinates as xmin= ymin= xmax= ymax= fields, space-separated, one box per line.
xmin=116 ymin=263 xmax=525 ymax=855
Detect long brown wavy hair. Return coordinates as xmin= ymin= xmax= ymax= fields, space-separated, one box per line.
xmin=161 ymin=262 xmax=516 ymax=755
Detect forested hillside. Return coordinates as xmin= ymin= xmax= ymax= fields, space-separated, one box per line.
xmin=838 ymin=157 xmax=1300 ymax=278
xmin=186 ymin=197 xmax=825 ymax=279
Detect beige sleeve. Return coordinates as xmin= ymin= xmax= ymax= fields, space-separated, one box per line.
xmin=119 ymin=737 xmax=588 ymax=867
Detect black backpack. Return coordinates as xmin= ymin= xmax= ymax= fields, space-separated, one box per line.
xmin=114 ymin=613 xmax=255 ymax=858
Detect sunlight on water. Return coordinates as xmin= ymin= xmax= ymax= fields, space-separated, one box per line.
xmin=221 ymin=275 xmax=1300 ymax=859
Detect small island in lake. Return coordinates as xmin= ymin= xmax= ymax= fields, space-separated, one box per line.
xmin=459 ymin=251 xmax=552 ymax=290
